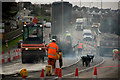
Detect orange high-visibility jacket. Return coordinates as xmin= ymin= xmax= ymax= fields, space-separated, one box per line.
xmin=77 ymin=43 xmax=82 ymax=48
xmin=47 ymin=42 xmax=59 ymax=59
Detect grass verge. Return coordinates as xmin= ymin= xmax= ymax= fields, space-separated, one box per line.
xmin=2 ymin=35 xmax=22 ymax=52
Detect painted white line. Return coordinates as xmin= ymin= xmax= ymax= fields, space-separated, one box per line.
xmin=54 ymin=57 xmax=104 ymax=79
xmin=62 ymin=57 xmax=104 ymax=77
xmin=62 ymin=56 xmax=80 ymax=68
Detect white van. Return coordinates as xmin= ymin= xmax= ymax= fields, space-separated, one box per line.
xmin=45 ymin=22 xmax=51 ymax=28
xmin=83 ymin=29 xmax=92 ymax=41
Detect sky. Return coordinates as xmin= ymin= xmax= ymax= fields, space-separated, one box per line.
xmin=13 ymin=0 xmax=120 ymax=10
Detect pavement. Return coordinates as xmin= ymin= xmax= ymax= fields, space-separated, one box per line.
xmin=2 ymin=55 xmax=79 ymax=75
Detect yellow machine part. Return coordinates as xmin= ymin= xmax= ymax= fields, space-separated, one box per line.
xmin=45 ymin=65 xmax=52 ymax=76
xmin=58 ymin=52 xmax=63 ymax=59
xmin=20 ymin=69 xmax=28 ymax=77
xmin=28 ymin=48 xmax=38 ymax=50
xmin=56 ymin=52 xmax=63 ymax=60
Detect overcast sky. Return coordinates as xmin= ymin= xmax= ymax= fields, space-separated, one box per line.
xmin=16 ymin=0 xmax=120 ymax=10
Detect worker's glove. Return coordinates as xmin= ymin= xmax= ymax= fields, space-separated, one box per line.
xmin=46 ymin=48 xmax=48 ymax=51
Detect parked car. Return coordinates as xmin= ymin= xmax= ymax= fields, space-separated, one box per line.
xmin=17 ymin=40 xmax=23 ymax=48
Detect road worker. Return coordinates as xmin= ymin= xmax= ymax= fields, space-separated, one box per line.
xmin=66 ymin=31 xmax=71 ymax=37
xmin=58 ymin=50 xmax=63 ymax=68
xmin=113 ymin=49 xmax=120 ymax=61
xmin=65 ymin=31 xmax=72 ymax=47
xmin=55 ymin=50 xmax=63 ymax=68
xmin=73 ymin=41 xmax=83 ymax=55
xmin=47 ymin=39 xmax=59 ymax=68
xmin=77 ymin=41 xmax=83 ymax=54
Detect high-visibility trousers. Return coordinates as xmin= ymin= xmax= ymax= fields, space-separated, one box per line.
xmin=48 ymin=58 xmax=56 ymax=68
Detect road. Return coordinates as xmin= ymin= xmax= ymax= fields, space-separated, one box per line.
xmin=2 ymin=35 xmax=101 ymax=79
xmin=1 ymin=27 xmax=100 ymax=78
xmin=78 ymin=57 xmax=120 ymax=78
xmin=2 ymin=56 xmax=79 ymax=74
xmin=2 ymin=26 xmax=119 ymax=80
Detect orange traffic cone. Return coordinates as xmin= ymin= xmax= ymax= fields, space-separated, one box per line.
xmin=58 ymin=68 xmax=62 ymax=78
xmin=6 ymin=42 xmax=8 ymax=48
xmin=40 ymin=69 xmax=44 ymax=77
xmin=55 ymin=59 xmax=60 ymax=75
xmin=92 ymin=67 xmax=97 ymax=79
xmin=75 ymin=68 xmax=79 ymax=77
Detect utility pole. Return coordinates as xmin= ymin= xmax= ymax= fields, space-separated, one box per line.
xmin=80 ymin=0 xmax=81 ymax=7
xmin=101 ymin=0 xmax=102 ymax=9
xmin=97 ymin=0 xmax=102 ymax=56
xmin=61 ymin=0 xmax=63 ymax=34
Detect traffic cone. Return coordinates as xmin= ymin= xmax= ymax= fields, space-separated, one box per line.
xmin=16 ymin=49 xmax=18 ymax=59
xmin=6 ymin=42 xmax=8 ymax=48
xmin=75 ymin=68 xmax=79 ymax=77
xmin=40 ymin=69 xmax=44 ymax=77
xmin=55 ymin=59 xmax=60 ymax=75
xmin=17 ymin=49 xmax=20 ymax=58
xmin=92 ymin=67 xmax=97 ymax=79
xmin=58 ymin=68 xmax=62 ymax=78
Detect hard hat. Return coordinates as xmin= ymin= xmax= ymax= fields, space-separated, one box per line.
xmin=52 ymin=39 xmax=56 ymax=42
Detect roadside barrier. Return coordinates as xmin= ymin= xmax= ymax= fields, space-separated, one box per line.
xmin=18 ymin=49 xmax=20 ymax=58
xmin=13 ymin=50 xmax=16 ymax=60
xmin=84 ymin=41 xmax=97 ymax=48
xmin=16 ymin=49 xmax=20 ymax=59
xmin=2 ymin=51 xmax=5 ymax=63
xmin=7 ymin=50 xmax=11 ymax=62
xmin=0 ymin=49 xmax=21 ymax=64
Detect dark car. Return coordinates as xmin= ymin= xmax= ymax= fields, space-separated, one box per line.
xmin=17 ymin=40 xmax=23 ymax=48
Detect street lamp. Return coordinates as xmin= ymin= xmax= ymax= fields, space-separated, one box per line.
xmin=61 ymin=0 xmax=63 ymax=34
xmin=24 ymin=8 xmax=26 ymax=10
xmin=24 ymin=8 xmax=26 ymax=16
xmin=80 ymin=0 xmax=81 ymax=7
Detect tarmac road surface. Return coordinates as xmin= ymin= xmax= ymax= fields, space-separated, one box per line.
xmin=78 ymin=57 xmax=120 ymax=78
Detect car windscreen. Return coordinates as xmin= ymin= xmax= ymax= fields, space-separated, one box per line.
xmin=23 ymin=26 xmax=43 ymax=40
xmin=84 ymin=33 xmax=91 ymax=35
